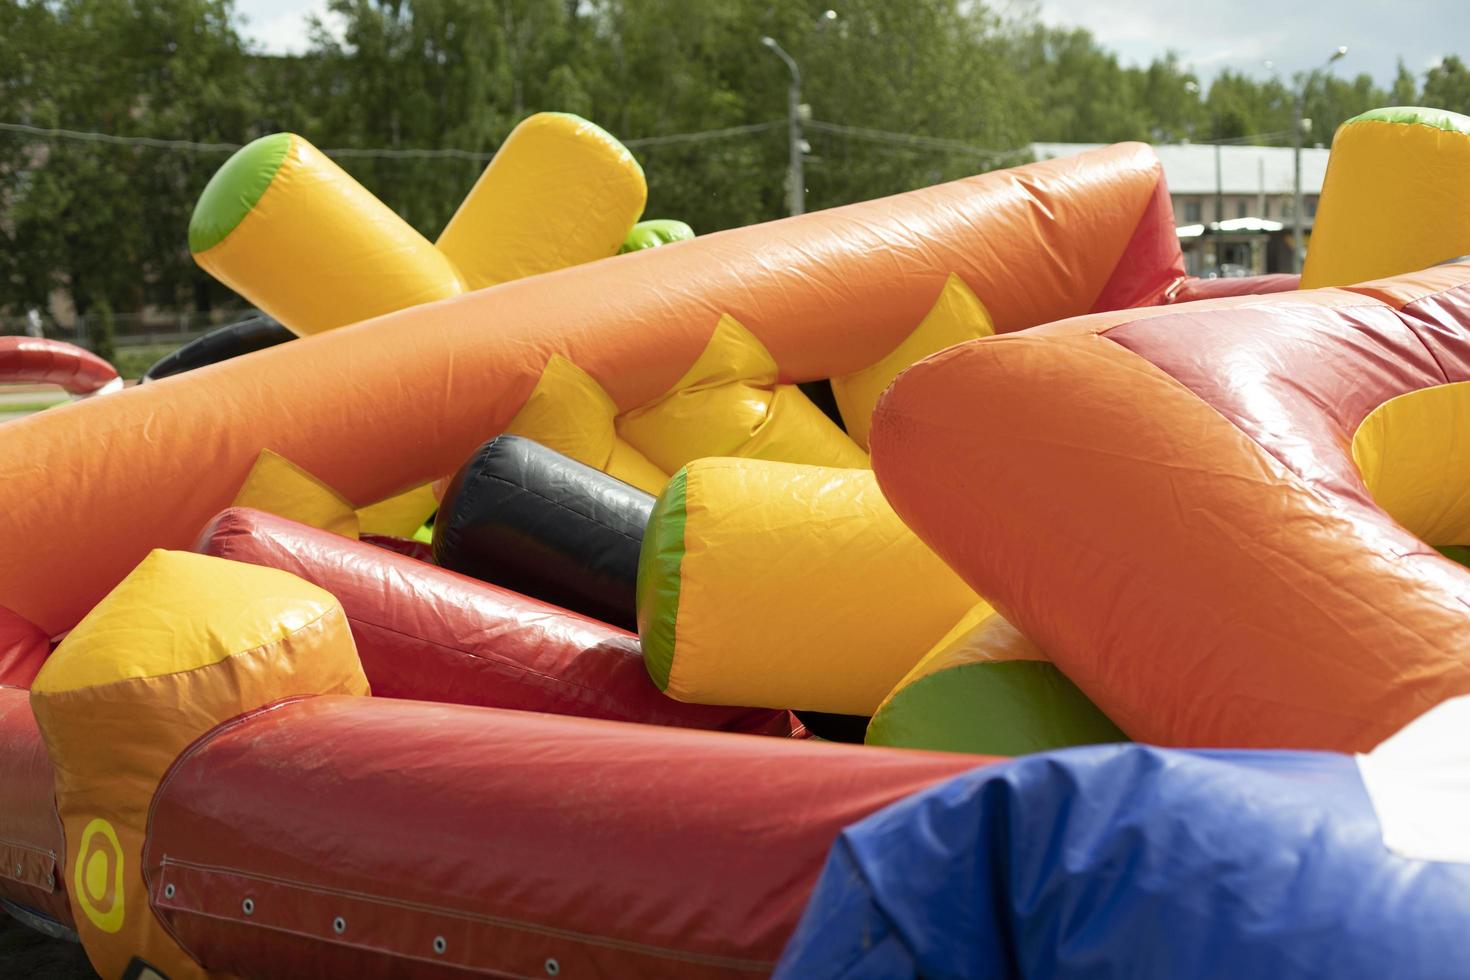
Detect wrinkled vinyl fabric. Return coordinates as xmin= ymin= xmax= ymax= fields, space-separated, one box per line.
xmin=199 ymin=506 xmax=786 ymax=734
xmin=435 ymin=435 xmax=653 ymax=630
xmin=0 ymin=142 xmax=1181 ymax=635
xmin=144 ymin=696 xmax=990 ymax=978
xmin=873 ymin=263 xmax=1470 ymax=751
xmin=777 ymin=743 xmax=1470 ymax=980
xmin=0 ymin=336 xmax=118 ymax=394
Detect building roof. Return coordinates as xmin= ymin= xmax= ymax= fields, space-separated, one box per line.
xmin=1030 ymin=142 xmax=1332 ymax=196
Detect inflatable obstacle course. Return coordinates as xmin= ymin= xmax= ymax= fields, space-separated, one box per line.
xmin=3 ymin=106 xmax=1470 ymax=977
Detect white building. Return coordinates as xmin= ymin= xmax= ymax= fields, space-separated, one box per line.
xmin=1030 ymin=142 xmax=1333 ymax=275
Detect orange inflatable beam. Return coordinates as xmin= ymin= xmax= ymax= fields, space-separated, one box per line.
xmin=0 ymin=144 xmax=1179 ymax=633
xmin=872 ymin=263 xmax=1470 ymax=752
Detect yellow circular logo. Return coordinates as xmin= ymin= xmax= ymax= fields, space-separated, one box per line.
xmin=74 ymin=818 xmax=125 ymax=934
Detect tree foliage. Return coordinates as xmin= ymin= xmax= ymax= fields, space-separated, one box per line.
xmin=1 ymin=0 xmax=1465 ymax=319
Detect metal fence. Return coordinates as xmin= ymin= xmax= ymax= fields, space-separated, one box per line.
xmin=0 ymin=309 xmax=246 ymax=349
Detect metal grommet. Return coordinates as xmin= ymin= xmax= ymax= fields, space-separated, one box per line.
xmin=242 ymin=898 xmax=255 ymax=916
xmin=333 ymin=916 xmax=347 ymax=935
xmin=432 ymin=936 xmax=447 ymax=955
xmin=544 ymin=958 xmax=560 ymax=976
xmin=163 ymin=883 xmax=176 ymax=900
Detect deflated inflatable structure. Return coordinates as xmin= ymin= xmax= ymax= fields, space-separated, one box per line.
xmin=2 ymin=106 xmax=1470 ymax=978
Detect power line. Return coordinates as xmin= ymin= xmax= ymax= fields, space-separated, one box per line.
xmin=0 ymin=117 xmax=1307 ymax=167
xmin=807 ymin=120 xmax=1027 ymax=159
xmin=0 ymin=119 xmax=786 ymax=161
xmin=0 ymin=121 xmax=242 ymax=153
xmin=624 ymin=120 xmax=783 ymax=148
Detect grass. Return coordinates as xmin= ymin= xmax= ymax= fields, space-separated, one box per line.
xmin=1 ymin=400 xmax=68 ymax=414
xmin=112 ymin=342 xmax=185 ymax=380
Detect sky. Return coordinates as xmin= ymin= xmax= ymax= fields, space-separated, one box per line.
xmin=235 ymin=0 xmax=338 ymax=55
xmin=1029 ymin=0 xmax=1468 ymax=84
xmin=236 ymin=0 xmax=1468 ymax=86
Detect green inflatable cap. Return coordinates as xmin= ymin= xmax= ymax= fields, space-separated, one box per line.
xmin=1346 ymin=106 xmax=1470 ymax=135
xmin=866 ymin=659 xmax=1127 ymax=756
xmin=620 ymin=218 xmax=696 ymax=253
xmin=636 ymin=467 xmax=689 ymax=691
xmin=188 ymin=132 xmax=293 ymax=254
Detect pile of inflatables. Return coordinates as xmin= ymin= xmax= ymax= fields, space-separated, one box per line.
xmin=2 ymin=106 xmax=1470 ymax=979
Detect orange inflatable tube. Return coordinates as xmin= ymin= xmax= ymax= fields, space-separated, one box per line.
xmin=871 ymin=262 xmax=1470 ymax=752
xmin=0 ymin=143 xmax=1181 ymax=633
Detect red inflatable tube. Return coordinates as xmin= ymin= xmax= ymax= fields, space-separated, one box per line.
xmin=0 ymin=687 xmax=71 ymax=927
xmin=0 ymin=605 xmax=49 ymax=688
xmin=1168 ymin=273 xmax=1300 ymax=303
xmin=196 ymin=508 xmax=789 ymax=734
xmin=0 ymin=336 xmax=118 ymax=395
xmin=144 ymin=696 xmax=989 ymax=977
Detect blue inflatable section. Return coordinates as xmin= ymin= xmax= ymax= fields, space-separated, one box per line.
xmin=776 ymin=744 xmax=1470 ymax=979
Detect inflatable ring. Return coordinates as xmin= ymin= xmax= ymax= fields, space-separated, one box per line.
xmin=873 ymin=262 xmax=1470 ymax=751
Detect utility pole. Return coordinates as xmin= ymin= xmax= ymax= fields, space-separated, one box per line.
xmin=761 ymin=36 xmax=805 ymax=216
xmin=761 ymin=12 xmax=836 ymax=218
xmin=1294 ymin=45 xmax=1347 ymax=273
xmin=1214 ymin=140 xmax=1223 ymax=268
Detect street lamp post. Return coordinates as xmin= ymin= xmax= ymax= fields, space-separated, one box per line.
xmin=761 ymin=11 xmax=835 ymax=218
xmin=761 ymin=36 xmax=804 ymax=217
xmin=1293 ymin=45 xmax=1347 ymax=273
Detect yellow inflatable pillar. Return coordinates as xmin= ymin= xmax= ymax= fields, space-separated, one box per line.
xmin=190 ymin=132 xmax=464 ymax=336
xmin=866 ymin=603 xmax=1126 ymax=755
xmin=437 ymin=113 xmax=647 ymax=288
xmin=1302 ymin=107 xmax=1470 ymax=288
xmin=190 ymin=113 xmax=648 ymax=336
xmin=637 ymin=459 xmax=977 ymax=715
xmin=29 ymin=551 xmax=368 ymax=979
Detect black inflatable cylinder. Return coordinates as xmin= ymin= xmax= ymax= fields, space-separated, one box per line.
xmin=142 ymin=314 xmax=294 ymax=382
xmin=434 ymin=435 xmax=653 ymax=630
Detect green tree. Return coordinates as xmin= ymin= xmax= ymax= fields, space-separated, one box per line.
xmin=1422 ymin=55 xmax=1470 ymax=114
xmin=1389 ymin=59 xmax=1418 ymax=104
xmin=1 ymin=0 xmax=260 ymax=327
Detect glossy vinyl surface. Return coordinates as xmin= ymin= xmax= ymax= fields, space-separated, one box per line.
xmin=143 ymin=696 xmax=991 ymax=978
xmin=200 ymin=507 xmax=785 ymax=734
xmin=29 ymin=550 xmax=367 ymax=980
xmin=0 ymin=686 xmax=70 ymax=926
xmin=872 ymin=265 xmax=1470 ymax=750
xmin=435 ymin=435 xmax=652 ymax=631
xmin=0 ymin=336 xmax=118 ymax=395
xmin=0 ymin=604 xmax=49 ymax=689
xmin=0 ymin=142 xmax=1177 ymax=635
xmin=638 ymin=459 xmax=977 ymax=716
xmin=777 ymin=744 xmax=1470 ymax=979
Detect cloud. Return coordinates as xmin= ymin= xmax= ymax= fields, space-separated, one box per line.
xmin=236 ymin=0 xmax=343 ymax=55
xmin=1035 ymin=0 xmax=1470 ymax=84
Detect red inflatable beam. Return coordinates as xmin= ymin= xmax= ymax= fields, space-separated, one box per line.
xmin=0 ymin=605 xmax=49 ymax=689
xmin=144 ymin=696 xmax=989 ymax=977
xmin=0 ymin=687 xmax=72 ymax=927
xmin=196 ymin=508 xmax=788 ymax=734
xmin=1169 ymin=273 xmax=1300 ymax=303
xmin=0 ymin=337 xmax=118 ymax=395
